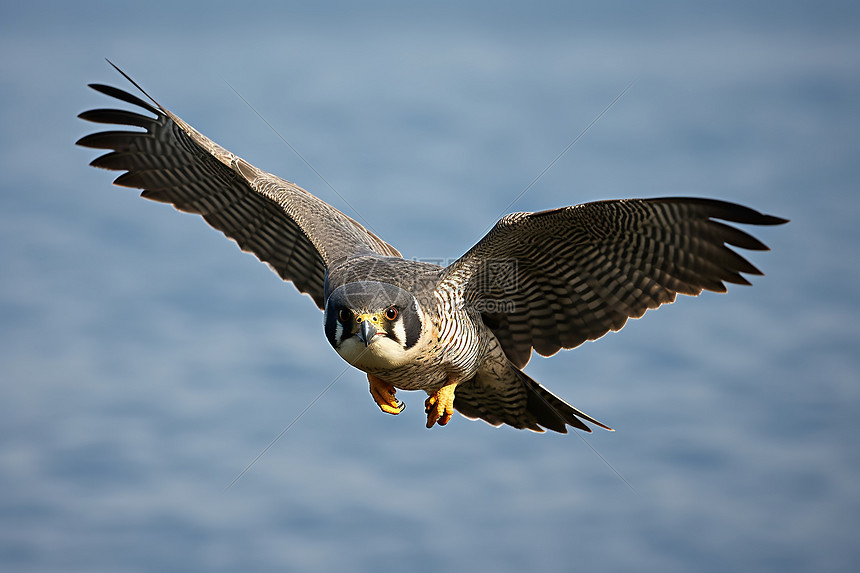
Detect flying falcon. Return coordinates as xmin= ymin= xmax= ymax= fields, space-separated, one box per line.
xmin=77 ymin=64 xmax=787 ymax=434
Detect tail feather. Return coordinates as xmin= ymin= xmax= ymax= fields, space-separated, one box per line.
xmin=453 ymin=362 xmax=613 ymax=434
xmin=521 ymin=370 xmax=614 ymax=433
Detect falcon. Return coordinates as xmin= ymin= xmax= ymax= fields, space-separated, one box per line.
xmin=77 ymin=63 xmax=787 ymax=433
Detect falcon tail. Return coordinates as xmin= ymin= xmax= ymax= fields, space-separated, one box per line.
xmin=518 ymin=368 xmax=614 ymax=433
xmin=453 ymin=363 xmax=613 ymax=434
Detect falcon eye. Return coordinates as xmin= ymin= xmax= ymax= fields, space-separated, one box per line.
xmin=384 ymin=307 xmax=398 ymax=320
xmin=338 ymin=308 xmax=351 ymax=323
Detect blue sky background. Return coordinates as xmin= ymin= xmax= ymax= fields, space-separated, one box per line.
xmin=2 ymin=1 xmax=859 ymax=571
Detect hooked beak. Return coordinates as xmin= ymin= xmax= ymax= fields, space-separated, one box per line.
xmin=357 ymin=320 xmax=378 ymax=347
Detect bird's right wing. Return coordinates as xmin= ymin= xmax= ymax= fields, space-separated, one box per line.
xmin=77 ymin=65 xmax=400 ymax=310
xmin=439 ymin=197 xmax=787 ymax=368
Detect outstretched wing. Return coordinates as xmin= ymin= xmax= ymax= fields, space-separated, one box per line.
xmin=440 ymin=197 xmax=787 ymax=368
xmin=77 ymin=65 xmax=400 ymax=310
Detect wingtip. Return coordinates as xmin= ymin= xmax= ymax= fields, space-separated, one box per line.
xmin=104 ymin=58 xmax=126 ymax=80
xmin=763 ymin=214 xmax=790 ymax=226
xmin=102 ymin=59 xmax=161 ymax=109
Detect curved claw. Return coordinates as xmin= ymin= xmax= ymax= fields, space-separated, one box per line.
xmin=425 ymin=383 xmax=457 ymax=428
xmin=368 ymin=374 xmax=404 ymax=415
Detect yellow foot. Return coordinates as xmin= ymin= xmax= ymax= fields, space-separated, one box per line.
xmin=425 ymin=383 xmax=457 ymax=428
xmin=368 ymin=374 xmax=404 ymax=415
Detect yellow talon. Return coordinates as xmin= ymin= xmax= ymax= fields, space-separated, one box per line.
xmin=425 ymin=383 xmax=457 ymax=428
xmin=368 ymin=374 xmax=404 ymax=415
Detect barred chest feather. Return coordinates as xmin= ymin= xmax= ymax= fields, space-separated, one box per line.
xmin=339 ymin=306 xmax=487 ymax=392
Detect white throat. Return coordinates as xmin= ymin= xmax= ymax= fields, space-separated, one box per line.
xmin=337 ymin=335 xmax=413 ymax=370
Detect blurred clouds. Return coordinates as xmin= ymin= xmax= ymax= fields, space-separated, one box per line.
xmin=1 ymin=1 xmax=859 ymax=572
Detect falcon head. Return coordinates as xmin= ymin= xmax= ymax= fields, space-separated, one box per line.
xmin=324 ymin=281 xmax=425 ymax=368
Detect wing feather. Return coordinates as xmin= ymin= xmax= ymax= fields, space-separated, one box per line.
xmin=440 ymin=197 xmax=787 ymax=368
xmin=78 ymin=66 xmax=400 ymax=309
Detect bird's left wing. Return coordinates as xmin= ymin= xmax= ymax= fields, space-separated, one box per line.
xmin=77 ymin=65 xmax=400 ymax=310
xmin=439 ymin=197 xmax=787 ymax=368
